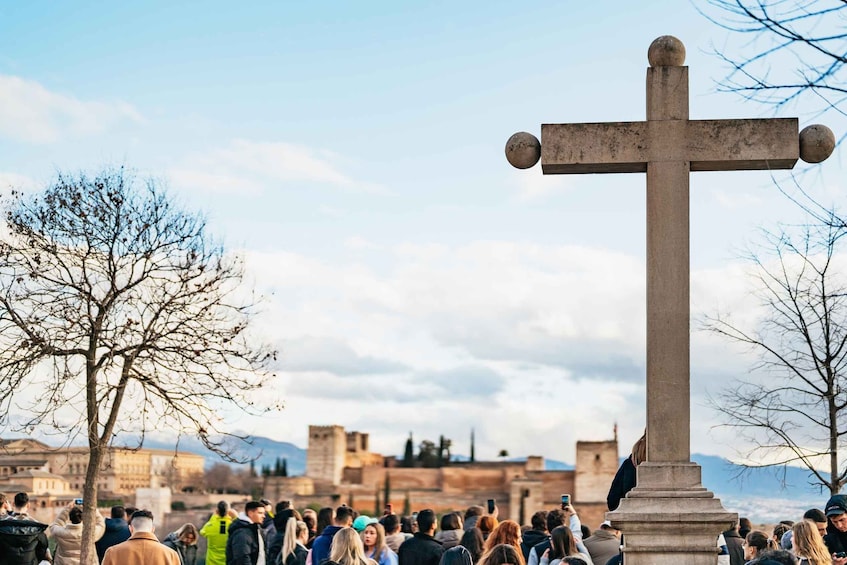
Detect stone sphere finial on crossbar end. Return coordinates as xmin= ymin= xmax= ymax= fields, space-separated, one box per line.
xmin=505 ymin=131 xmax=541 ymax=169
xmin=800 ymin=124 xmax=836 ymax=163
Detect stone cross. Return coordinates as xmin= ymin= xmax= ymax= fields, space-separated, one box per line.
xmin=506 ymin=35 xmax=834 ymax=465
xmin=505 ymin=35 xmax=834 ymax=564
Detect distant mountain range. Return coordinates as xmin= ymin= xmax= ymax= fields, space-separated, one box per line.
xmin=112 ymin=435 xmax=835 ymax=523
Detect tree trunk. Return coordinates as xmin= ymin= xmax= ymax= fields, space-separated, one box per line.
xmin=79 ymin=445 xmax=103 ymax=565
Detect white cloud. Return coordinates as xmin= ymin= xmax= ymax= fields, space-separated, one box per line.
xmin=169 ymin=139 xmax=387 ymax=196
xmin=234 ymin=238 xmax=845 ymax=462
xmin=0 ymin=75 xmax=143 ymax=143
xmin=237 ymin=241 xmax=654 ymax=460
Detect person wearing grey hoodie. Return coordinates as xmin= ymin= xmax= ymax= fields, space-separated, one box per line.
xmin=435 ymin=514 xmax=463 ymax=549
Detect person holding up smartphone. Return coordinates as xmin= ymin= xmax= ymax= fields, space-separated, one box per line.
xmin=49 ymin=500 xmax=106 ymax=565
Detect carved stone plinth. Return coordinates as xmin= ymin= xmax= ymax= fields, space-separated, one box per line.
xmin=607 ymin=463 xmax=736 ymax=565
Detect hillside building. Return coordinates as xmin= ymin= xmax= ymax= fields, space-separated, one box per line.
xmin=0 ymin=437 xmax=205 ymax=522
xmin=264 ymin=424 xmax=619 ymax=529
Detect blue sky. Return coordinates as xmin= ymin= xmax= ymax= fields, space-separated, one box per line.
xmin=1 ymin=2 xmax=844 ymax=468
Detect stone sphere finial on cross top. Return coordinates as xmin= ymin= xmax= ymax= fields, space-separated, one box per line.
xmin=647 ymin=35 xmax=685 ymax=67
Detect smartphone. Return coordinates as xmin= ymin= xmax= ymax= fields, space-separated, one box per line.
xmin=385 ymin=503 xmax=393 ymax=514
xmin=74 ymin=498 xmax=83 ymax=505
xmin=487 ymin=499 xmax=495 ymax=514
xmin=561 ymin=494 xmax=570 ymax=509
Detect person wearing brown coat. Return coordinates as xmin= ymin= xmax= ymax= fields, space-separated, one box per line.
xmin=102 ymin=510 xmax=180 ymax=565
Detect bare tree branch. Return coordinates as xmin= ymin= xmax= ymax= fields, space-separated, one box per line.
xmin=698 ymin=0 xmax=847 ymax=113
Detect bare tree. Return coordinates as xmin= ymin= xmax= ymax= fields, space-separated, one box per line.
xmin=205 ymin=463 xmax=250 ymax=494
xmin=704 ymin=210 xmax=847 ymax=494
xmin=698 ymin=0 xmax=847 ymax=114
xmin=0 ymin=168 xmax=276 ymax=564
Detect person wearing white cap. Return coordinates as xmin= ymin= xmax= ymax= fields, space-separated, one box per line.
xmin=581 ymin=521 xmax=619 ymax=565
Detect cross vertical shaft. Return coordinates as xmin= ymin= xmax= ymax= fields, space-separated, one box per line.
xmin=646 ymin=65 xmax=690 ymax=464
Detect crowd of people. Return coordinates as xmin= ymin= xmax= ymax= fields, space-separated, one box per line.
xmin=4 ymin=487 xmax=847 ymax=564
xmin=714 ymin=494 xmax=847 ymax=565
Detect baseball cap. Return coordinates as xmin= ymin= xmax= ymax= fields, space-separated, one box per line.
xmin=825 ymin=494 xmax=847 ymax=516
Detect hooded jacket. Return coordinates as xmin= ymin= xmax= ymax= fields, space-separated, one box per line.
xmin=163 ymin=531 xmax=198 ymax=565
xmin=0 ymin=518 xmax=50 ymax=565
xmin=226 ymin=515 xmax=266 ymax=565
xmin=434 ymin=529 xmax=462 ymax=550
xmin=520 ymin=529 xmax=548 ymax=562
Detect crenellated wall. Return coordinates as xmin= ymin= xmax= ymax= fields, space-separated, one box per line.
xmin=300 ymin=424 xmax=618 ymax=527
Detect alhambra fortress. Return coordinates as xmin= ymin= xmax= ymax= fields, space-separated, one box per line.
xmin=1 ymin=425 xmax=619 ymax=527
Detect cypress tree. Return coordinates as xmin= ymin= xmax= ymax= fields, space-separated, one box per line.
xmin=438 ymin=435 xmax=445 ymax=466
xmin=403 ymin=433 xmax=414 ymax=467
xmin=282 ymin=457 xmax=288 ymax=477
xmin=470 ymin=428 xmax=476 ymax=463
xmin=384 ymin=473 xmax=391 ymax=510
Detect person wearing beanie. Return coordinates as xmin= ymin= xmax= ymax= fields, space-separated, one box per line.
xmin=823 ymin=494 xmax=847 ymax=564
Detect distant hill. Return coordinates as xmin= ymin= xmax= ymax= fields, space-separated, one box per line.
xmin=138 ymin=435 xmax=308 ymax=475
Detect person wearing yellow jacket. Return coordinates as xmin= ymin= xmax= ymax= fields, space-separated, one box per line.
xmin=201 ymin=501 xmax=237 ymax=565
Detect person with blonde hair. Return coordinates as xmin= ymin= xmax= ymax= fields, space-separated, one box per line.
xmin=329 ymin=527 xmax=375 ymax=565
xmin=279 ymin=518 xmax=309 ymax=565
xmin=792 ymin=520 xmax=831 ymax=565
xmin=482 ymin=521 xmax=522 ymax=559
xmin=362 ymin=522 xmax=397 ymax=565
xmin=163 ymin=522 xmax=199 ymax=565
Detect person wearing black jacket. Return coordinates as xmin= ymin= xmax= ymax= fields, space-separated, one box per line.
xmin=824 ymin=494 xmax=847 ymax=565
xmin=398 ymin=509 xmax=444 ymax=565
xmin=607 ymin=432 xmax=645 ymax=511
xmin=0 ymin=517 xmax=49 ymax=565
xmin=226 ymin=501 xmax=268 ymax=565
xmin=96 ymin=506 xmax=131 ymax=562
xmin=520 ymin=512 xmax=548 ymax=562
xmin=721 ymin=522 xmax=744 ymax=565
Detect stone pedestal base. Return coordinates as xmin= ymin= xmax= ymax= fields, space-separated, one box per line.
xmin=606 ymin=462 xmax=737 ymax=565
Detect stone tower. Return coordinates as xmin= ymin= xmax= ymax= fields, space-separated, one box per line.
xmin=574 ymin=439 xmax=618 ymax=503
xmin=306 ymin=425 xmax=347 ymax=485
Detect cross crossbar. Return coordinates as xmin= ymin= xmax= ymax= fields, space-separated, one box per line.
xmin=541 ymin=118 xmax=799 ymax=174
